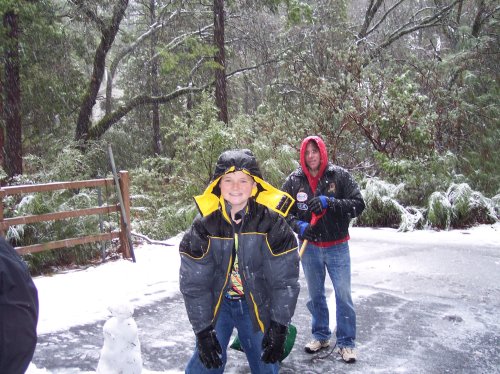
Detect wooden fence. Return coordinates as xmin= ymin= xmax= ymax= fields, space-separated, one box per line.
xmin=0 ymin=171 xmax=133 ymax=259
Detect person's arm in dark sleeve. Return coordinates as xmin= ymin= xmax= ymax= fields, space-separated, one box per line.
xmin=179 ymin=217 xmax=216 ymax=334
xmin=263 ymin=215 xmax=300 ymax=326
xmin=329 ymin=169 xmax=365 ymax=219
xmin=281 ymin=175 xmax=308 ymax=234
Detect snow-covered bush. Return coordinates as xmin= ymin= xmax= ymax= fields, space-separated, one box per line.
xmin=357 ymin=178 xmax=424 ymax=231
xmin=254 ymin=143 xmax=298 ymax=188
xmin=375 ymin=151 xmax=460 ymax=207
xmin=492 ymin=194 xmax=500 ymax=218
xmin=399 ymin=206 xmax=425 ymax=232
xmin=2 ymin=145 xmax=126 ymax=274
xmin=132 ymin=203 xmax=197 ymax=240
xmin=446 ymin=183 xmax=497 ymax=228
xmin=427 ymin=191 xmax=452 ymax=230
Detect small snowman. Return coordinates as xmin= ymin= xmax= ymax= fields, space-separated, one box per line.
xmin=96 ymin=302 xmax=143 ymax=374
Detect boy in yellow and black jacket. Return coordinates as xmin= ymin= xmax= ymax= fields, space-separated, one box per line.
xmin=179 ymin=149 xmax=299 ymax=373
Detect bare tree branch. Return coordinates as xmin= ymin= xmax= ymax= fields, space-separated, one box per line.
xmin=362 ymin=0 xmax=406 ymax=42
xmin=105 ymin=19 xmax=213 ymax=114
xmin=374 ymin=0 xmax=462 ymax=53
xmin=89 ymin=53 xmax=284 ymax=142
xmin=358 ymin=0 xmax=384 ymax=41
xmin=88 ymin=83 xmax=213 ymax=140
xmin=69 ymin=0 xmax=106 ymax=32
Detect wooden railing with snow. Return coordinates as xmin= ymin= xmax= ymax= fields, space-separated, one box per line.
xmin=0 ymin=171 xmax=133 ymax=259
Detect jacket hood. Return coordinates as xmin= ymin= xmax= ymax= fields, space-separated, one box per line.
xmin=212 ymin=149 xmax=263 ymax=181
xmin=300 ymin=136 xmax=328 ymax=191
xmin=194 ymin=149 xmax=294 ymax=219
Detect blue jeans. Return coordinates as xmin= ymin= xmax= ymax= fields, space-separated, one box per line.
xmin=300 ymin=240 xmax=356 ymax=348
xmin=185 ymin=297 xmax=279 ymax=373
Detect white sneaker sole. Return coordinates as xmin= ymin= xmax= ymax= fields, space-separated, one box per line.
xmin=304 ymin=344 xmax=330 ymax=354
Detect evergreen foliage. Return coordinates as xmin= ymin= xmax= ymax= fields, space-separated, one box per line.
xmin=1 ymin=1 xmax=499 ymax=269
xmin=356 ymin=178 xmax=425 ymax=232
xmin=358 ymin=179 xmax=498 ymax=232
xmin=4 ymin=146 xmax=119 ymax=275
xmin=427 ymin=192 xmax=452 ymax=230
xmin=375 ymin=151 xmax=464 ymax=207
xmin=130 ymin=93 xmax=234 ymax=239
xmin=446 ymin=183 xmax=497 ymax=228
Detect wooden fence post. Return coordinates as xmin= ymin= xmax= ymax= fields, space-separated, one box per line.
xmin=118 ymin=171 xmax=132 ymax=259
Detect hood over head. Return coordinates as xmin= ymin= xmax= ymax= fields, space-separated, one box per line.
xmin=194 ymin=149 xmax=294 ymax=219
xmin=299 ymin=136 xmax=328 ymax=193
xmin=212 ymin=149 xmax=263 ymax=181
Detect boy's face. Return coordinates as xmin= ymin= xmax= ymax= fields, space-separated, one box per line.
xmin=220 ymin=171 xmax=256 ymax=212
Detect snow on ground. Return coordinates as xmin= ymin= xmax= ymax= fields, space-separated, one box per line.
xmin=27 ymin=224 xmax=500 ymax=373
xmin=34 ymin=233 xmax=184 ymax=336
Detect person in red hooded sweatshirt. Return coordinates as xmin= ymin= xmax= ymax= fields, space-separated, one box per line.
xmin=281 ymin=136 xmax=365 ymax=363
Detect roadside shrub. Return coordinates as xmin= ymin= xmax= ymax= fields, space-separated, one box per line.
xmin=133 ymin=203 xmax=197 ymax=240
xmin=357 ymin=178 xmax=402 ymax=228
xmin=357 ymin=178 xmax=424 ymax=231
xmin=492 ymin=194 xmax=500 ymax=217
xmin=4 ymin=146 xmax=122 ymax=274
xmin=447 ymin=183 xmax=497 ymax=228
xmin=427 ymin=191 xmax=452 ymax=230
xmin=375 ymin=151 xmax=464 ymax=207
xmin=399 ymin=206 xmax=425 ymax=232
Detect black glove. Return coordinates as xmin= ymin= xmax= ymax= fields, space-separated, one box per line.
xmin=261 ymin=320 xmax=288 ymax=363
xmin=308 ymin=195 xmax=333 ymax=214
xmin=196 ymin=325 xmax=223 ymax=369
xmin=297 ymin=221 xmax=315 ymax=241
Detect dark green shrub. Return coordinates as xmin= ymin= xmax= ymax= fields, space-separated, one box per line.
xmin=427 ymin=191 xmax=452 ymax=230
xmin=356 ymin=178 xmax=425 ymax=231
xmin=5 ymin=146 xmax=121 ymax=274
xmin=447 ymin=183 xmax=497 ymax=228
xmin=492 ymin=194 xmax=500 ymax=218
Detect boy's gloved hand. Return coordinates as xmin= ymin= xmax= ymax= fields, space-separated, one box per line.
xmin=261 ymin=320 xmax=288 ymax=363
xmin=297 ymin=221 xmax=315 ymax=241
xmin=196 ymin=325 xmax=223 ymax=369
xmin=308 ymin=195 xmax=334 ymax=214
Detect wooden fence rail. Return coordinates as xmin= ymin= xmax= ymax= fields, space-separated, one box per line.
xmin=0 ymin=171 xmax=132 ymax=258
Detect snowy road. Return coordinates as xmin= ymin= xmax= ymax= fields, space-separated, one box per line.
xmin=31 ymin=226 xmax=500 ymax=373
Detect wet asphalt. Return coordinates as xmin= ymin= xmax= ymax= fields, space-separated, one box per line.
xmin=32 ymin=232 xmax=500 ymax=374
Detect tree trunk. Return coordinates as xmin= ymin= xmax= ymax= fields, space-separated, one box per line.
xmin=3 ymin=10 xmax=23 ymax=177
xmin=213 ymin=0 xmax=228 ymax=124
xmin=471 ymin=0 xmax=486 ymax=37
xmin=74 ymin=0 xmax=129 ymax=144
xmin=150 ymin=0 xmax=162 ymax=155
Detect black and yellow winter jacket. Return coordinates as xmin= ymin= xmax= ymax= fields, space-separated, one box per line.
xmin=179 ymin=149 xmax=300 ymax=334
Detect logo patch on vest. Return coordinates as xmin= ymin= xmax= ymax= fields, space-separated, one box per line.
xmin=328 ymin=182 xmax=336 ymax=195
xmin=297 ymin=202 xmax=308 ymax=211
xmin=296 ymin=192 xmax=308 ymax=202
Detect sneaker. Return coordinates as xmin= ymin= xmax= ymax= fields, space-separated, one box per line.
xmin=335 ymin=347 xmax=357 ymax=363
xmin=304 ymin=339 xmax=330 ymax=354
